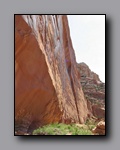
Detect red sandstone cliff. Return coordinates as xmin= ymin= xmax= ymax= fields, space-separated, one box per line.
xmin=15 ymin=15 xmax=88 ymax=133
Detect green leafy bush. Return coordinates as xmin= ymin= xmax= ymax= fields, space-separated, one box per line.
xmin=32 ymin=123 xmax=93 ymax=135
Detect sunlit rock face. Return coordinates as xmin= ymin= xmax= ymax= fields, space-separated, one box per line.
xmin=77 ymin=62 xmax=101 ymax=83
xmin=15 ymin=15 xmax=88 ymax=133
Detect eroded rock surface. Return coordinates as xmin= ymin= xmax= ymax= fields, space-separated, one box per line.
xmin=92 ymin=121 xmax=105 ymax=135
xmin=77 ymin=63 xmax=105 ymax=119
xmin=15 ymin=15 xmax=88 ymax=133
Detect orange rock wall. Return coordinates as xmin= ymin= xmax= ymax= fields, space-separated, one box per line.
xmin=15 ymin=15 xmax=88 ymax=132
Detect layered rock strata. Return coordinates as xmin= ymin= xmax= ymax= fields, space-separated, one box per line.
xmin=15 ymin=15 xmax=88 ymax=133
xmin=77 ymin=63 xmax=105 ymax=119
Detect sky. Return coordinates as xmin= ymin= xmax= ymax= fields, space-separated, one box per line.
xmin=67 ymin=15 xmax=105 ymax=82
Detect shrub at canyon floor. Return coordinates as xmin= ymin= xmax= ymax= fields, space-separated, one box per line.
xmin=32 ymin=123 xmax=94 ymax=135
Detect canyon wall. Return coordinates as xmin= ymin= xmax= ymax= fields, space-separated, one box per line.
xmin=15 ymin=15 xmax=88 ymax=133
xmin=77 ymin=63 xmax=105 ymax=119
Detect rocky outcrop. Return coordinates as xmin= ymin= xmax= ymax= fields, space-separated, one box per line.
xmin=15 ymin=15 xmax=88 ymax=133
xmin=92 ymin=121 xmax=105 ymax=135
xmin=77 ymin=63 xmax=105 ymax=119
xmin=92 ymin=105 xmax=105 ymax=119
xmin=77 ymin=62 xmax=101 ymax=83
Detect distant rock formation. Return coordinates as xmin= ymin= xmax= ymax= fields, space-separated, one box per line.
xmin=77 ymin=63 xmax=105 ymax=119
xmin=15 ymin=15 xmax=88 ymax=133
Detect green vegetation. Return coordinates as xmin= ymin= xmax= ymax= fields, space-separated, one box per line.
xmin=32 ymin=123 xmax=93 ymax=135
xmin=85 ymin=118 xmax=97 ymax=131
xmin=85 ymin=118 xmax=97 ymax=125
